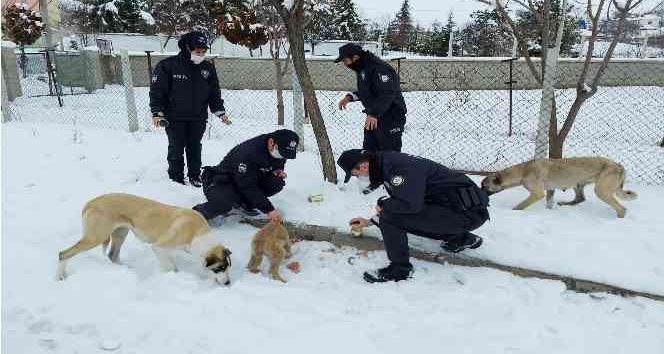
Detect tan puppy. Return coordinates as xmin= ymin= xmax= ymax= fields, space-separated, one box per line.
xmin=247 ymin=220 xmax=292 ymax=283
xmin=480 ymin=157 xmax=637 ymax=218
xmin=56 ymin=193 xmax=232 ymax=285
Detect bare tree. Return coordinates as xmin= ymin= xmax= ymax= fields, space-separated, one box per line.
xmin=256 ymin=1 xmax=292 ymax=125
xmin=269 ymin=0 xmax=338 ymax=183
xmin=479 ymin=0 xmax=646 ymax=158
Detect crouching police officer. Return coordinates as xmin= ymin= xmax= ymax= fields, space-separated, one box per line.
xmin=193 ymin=129 xmax=300 ymax=224
xmin=149 ymin=30 xmax=230 ymax=187
xmin=338 ymin=149 xmax=490 ymax=283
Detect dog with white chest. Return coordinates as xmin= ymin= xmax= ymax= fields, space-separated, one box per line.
xmin=56 ymin=193 xmax=232 ymax=285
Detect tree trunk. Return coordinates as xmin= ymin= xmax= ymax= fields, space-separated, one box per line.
xmin=274 ymin=58 xmax=285 ymax=126
xmin=287 ymin=26 xmax=338 ymax=183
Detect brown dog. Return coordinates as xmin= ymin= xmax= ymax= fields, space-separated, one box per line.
xmin=56 ymin=193 xmax=232 ymax=285
xmin=247 ymin=220 xmax=292 ymax=282
xmin=480 ymin=157 xmax=637 ymax=218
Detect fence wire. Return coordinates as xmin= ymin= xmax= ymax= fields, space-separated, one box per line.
xmin=5 ymin=48 xmax=664 ymax=184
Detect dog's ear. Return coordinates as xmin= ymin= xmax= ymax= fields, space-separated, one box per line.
xmin=204 ymin=256 xmax=216 ymax=268
xmin=224 ymin=248 xmax=232 ymax=256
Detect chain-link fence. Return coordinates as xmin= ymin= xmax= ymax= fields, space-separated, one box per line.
xmin=4 ymin=47 xmax=664 ymax=184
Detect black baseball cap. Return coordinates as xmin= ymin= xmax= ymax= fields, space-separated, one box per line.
xmin=337 ymin=149 xmax=367 ymax=183
xmin=270 ymin=129 xmax=299 ymax=159
xmin=334 ymin=43 xmax=364 ymax=63
xmin=179 ymin=31 xmax=209 ymax=51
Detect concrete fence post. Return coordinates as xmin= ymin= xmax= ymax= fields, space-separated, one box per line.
xmin=120 ymin=50 xmax=139 ymax=133
xmin=2 ymin=82 xmax=14 ymax=123
xmin=1 ymin=44 xmax=23 ymax=101
xmin=81 ymin=49 xmax=101 ymax=93
xmin=291 ymin=67 xmax=305 ymax=152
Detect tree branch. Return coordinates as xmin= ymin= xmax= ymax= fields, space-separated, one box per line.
xmin=492 ymin=0 xmax=543 ymax=84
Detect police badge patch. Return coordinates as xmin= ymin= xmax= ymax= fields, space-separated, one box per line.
xmin=380 ymin=74 xmax=390 ymax=82
xmin=238 ymin=163 xmax=247 ymax=173
xmin=391 ymin=175 xmax=404 ymax=186
xmin=151 ymin=75 xmax=157 ymax=83
xmin=201 ymin=69 xmax=210 ymax=79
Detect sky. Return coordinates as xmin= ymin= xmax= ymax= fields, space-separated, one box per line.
xmin=355 ymin=0 xmax=491 ymax=28
xmin=356 ymin=0 xmax=664 ymax=28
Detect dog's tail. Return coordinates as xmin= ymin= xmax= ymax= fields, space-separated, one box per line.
xmin=616 ymin=168 xmax=638 ymax=201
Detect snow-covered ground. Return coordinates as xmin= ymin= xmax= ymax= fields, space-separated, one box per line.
xmin=2 ymin=123 xmax=664 ymax=353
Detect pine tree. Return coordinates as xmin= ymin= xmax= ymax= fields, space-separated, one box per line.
xmin=2 ymin=2 xmax=44 ymax=46
xmin=385 ymin=0 xmax=414 ymax=52
xmin=115 ymin=0 xmax=145 ymax=33
xmin=331 ymin=0 xmax=365 ymax=41
xmin=460 ymin=9 xmax=512 ymax=56
xmin=304 ymin=0 xmax=334 ymax=52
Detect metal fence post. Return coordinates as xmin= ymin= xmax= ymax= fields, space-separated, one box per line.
xmin=291 ymin=67 xmax=305 ymax=151
xmin=502 ymin=57 xmax=518 ymax=137
xmin=120 ymin=50 xmax=139 ymax=133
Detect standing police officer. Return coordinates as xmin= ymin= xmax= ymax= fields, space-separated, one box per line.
xmin=337 ymin=149 xmax=490 ymax=283
xmin=149 ymin=30 xmax=230 ymax=187
xmin=193 ymin=129 xmax=300 ymax=224
xmin=336 ymin=43 xmax=407 ymax=153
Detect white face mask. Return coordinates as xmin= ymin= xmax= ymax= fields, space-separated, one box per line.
xmin=357 ymin=175 xmax=370 ymax=182
xmin=270 ymin=147 xmax=284 ymax=159
xmin=191 ymin=53 xmax=206 ymax=65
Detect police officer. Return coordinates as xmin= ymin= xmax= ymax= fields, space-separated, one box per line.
xmin=336 ymin=43 xmax=407 ymax=153
xmin=193 ymin=129 xmax=300 ymax=224
xmin=149 ymin=30 xmax=230 ymax=187
xmin=337 ymin=149 xmax=490 ymax=283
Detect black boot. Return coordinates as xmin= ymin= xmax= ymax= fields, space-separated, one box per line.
xmin=171 ymin=176 xmax=185 ymax=185
xmin=363 ymin=262 xmax=413 ymax=283
xmin=441 ymin=233 xmax=483 ymax=253
xmin=228 ymin=204 xmax=261 ymax=217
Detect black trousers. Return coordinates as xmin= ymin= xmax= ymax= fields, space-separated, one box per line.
xmin=165 ymin=120 xmax=207 ymax=181
xmin=193 ymin=173 xmax=285 ymax=220
xmin=378 ymin=205 xmax=489 ymax=264
xmin=362 ymin=110 xmax=405 ymax=152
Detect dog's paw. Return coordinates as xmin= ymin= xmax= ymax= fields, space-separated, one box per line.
xmin=248 ymin=268 xmax=260 ymax=274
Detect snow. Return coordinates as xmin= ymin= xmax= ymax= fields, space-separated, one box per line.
xmin=139 ymin=10 xmax=155 ymax=26
xmin=2 ymin=122 xmax=664 ymax=353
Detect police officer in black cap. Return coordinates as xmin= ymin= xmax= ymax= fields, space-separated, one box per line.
xmin=193 ymin=129 xmax=300 ymax=224
xmin=150 ymin=30 xmax=230 ymax=187
xmin=335 ymin=44 xmax=407 ymax=153
xmin=337 ymin=149 xmax=490 ymax=283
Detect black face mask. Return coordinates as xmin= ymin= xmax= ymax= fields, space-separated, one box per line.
xmin=346 ymin=58 xmax=362 ymax=72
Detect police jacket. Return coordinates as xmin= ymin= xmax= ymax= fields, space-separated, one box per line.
xmin=371 ymin=152 xmax=488 ymax=214
xmin=348 ymin=53 xmax=407 ymax=126
xmin=207 ymin=134 xmax=286 ymax=213
xmin=149 ymin=52 xmax=225 ymax=121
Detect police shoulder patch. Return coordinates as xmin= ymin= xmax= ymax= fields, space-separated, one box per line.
xmin=238 ymin=163 xmax=247 ymax=174
xmin=391 ymin=175 xmax=404 ymax=186
xmin=151 ymin=75 xmax=157 ymax=83
xmin=380 ymin=73 xmax=391 ymax=82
